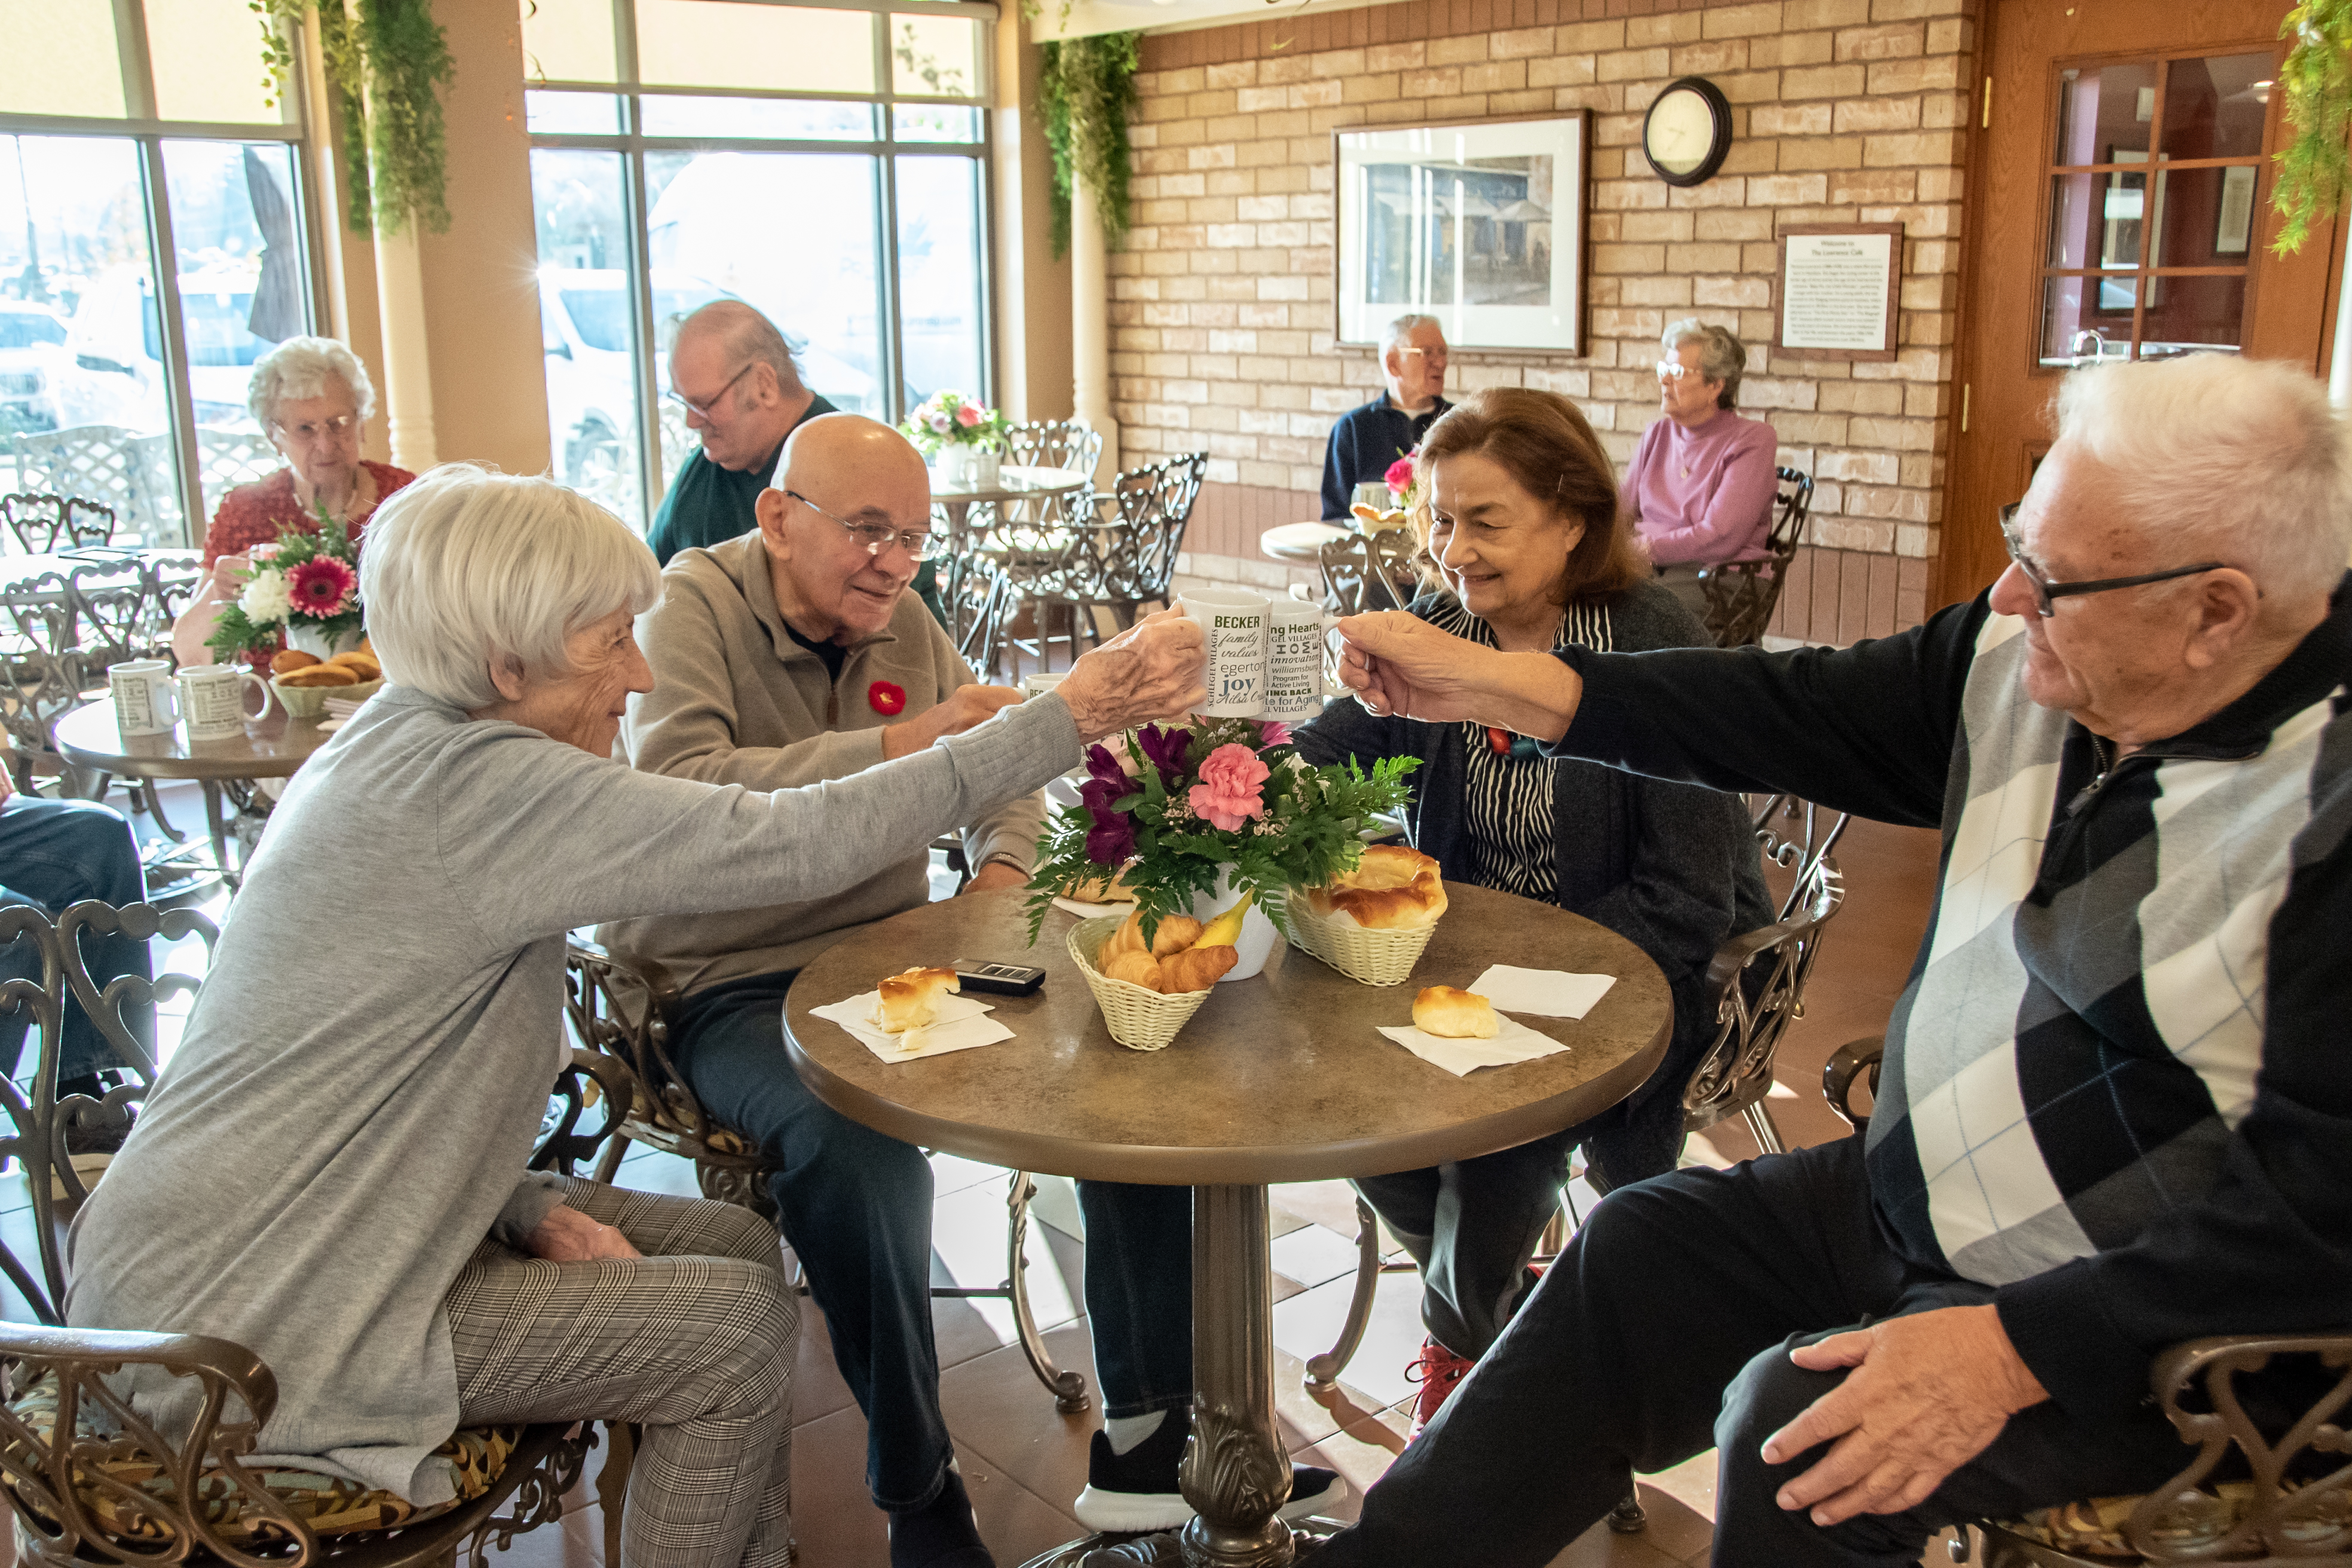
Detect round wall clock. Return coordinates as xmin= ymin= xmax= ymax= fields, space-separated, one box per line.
xmin=1642 ymin=76 xmax=1734 ymax=187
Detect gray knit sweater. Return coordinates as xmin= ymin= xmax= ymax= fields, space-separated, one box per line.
xmin=62 ymin=681 xmax=1082 ymax=1503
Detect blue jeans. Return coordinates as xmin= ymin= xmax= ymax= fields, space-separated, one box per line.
xmin=669 ymin=970 xmax=953 ymax=1513
xmin=1076 ymin=1181 xmax=1195 ymax=1418
xmin=0 ymin=797 xmax=149 ymax=1083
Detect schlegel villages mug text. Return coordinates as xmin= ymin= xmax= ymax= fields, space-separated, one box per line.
xmin=1261 ymin=597 xmax=1331 ymax=722
xmin=1182 ymin=589 xmax=1269 ymax=718
xmin=109 ymin=660 xmax=178 ymax=737
xmin=177 ymin=664 xmax=272 ymax=738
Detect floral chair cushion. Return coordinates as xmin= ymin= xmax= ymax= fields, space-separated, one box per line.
xmin=1999 ymin=1480 xmax=2351 ymax=1560
xmin=3 ymin=1374 xmax=520 ymax=1544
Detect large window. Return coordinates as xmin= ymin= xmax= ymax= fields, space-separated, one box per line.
xmin=525 ymin=0 xmax=995 ymax=530
xmin=1 ymin=0 xmax=315 ymax=547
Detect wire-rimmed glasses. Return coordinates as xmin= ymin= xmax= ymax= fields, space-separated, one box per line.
xmin=663 ymin=362 xmax=754 ymax=419
xmin=786 ymin=489 xmax=942 ymax=561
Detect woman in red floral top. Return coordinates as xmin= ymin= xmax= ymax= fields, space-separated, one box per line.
xmin=170 ymin=337 xmax=415 ymax=667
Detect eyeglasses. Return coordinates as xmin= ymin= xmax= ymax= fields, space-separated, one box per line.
xmin=274 ymin=414 xmax=358 ymax=445
xmin=1997 ymin=503 xmax=2232 ymax=619
xmin=663 ymin=362 xmax=754 ymax=419
xmin=1400 ymin=347 xmax=1448 ymax=366
xmin=786 ymin=489 xmax=941 ymax=561
xmin=1656 ymin=360 xmax=1692 ymax=382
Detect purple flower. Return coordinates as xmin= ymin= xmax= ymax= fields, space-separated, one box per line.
xmin=1085 ymin=743 xmax=1129 ymax=789
xmin=1137 ymin=723 xmax=1192 ymax=788
xmin=1078 ymin=775 xmax=1138 ymax=863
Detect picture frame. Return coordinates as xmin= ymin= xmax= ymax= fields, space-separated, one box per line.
xmin=2100 ymin=147 xmax=2160 ymax=313
xmin=2216 ymin=164 xmax=2256 ymax=256
xmin=1333 ymin=113 xmax=1589 ymax=353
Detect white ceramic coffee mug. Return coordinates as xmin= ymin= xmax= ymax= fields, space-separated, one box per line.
xmin=1181 ymin=587 xmax=1270 ymax=718
xmin=1261 ymin=598 xmax=1333 ymax=721
xmin=177 ymin=664 xmax=272 ymax=737
xmin=108 ymin=659 xmax=178 ymax=737
xmin=1020 ymin=670 xmax=1068 ymax=700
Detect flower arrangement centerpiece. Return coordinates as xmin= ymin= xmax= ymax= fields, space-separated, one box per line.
xmin=205 ymin=506 xmax=365 ymax=666
xmin=901 ymin=390 xmax=1011 ymax=486
xmin=1025 ymin=716 xmax=1419 ymax=953
xmin=1384 ymin=453 xmax=1419 ymax=511
xmin=1349 ymin=451 xmax=1419 ymax=535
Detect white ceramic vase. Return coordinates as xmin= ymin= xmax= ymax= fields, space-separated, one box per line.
xmin=1187 ymin=864 xmax=1282 ymax=982
xmin=934 ymin=445 xmax=975 ymax=485
xmin=285 ymin=623 xmax=362 ymax=660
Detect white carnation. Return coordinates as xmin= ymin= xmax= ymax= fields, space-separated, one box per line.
xmin=239 ymin=568 xmax=292 ymax=623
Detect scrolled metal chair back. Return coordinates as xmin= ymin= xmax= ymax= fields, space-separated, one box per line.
xmin=1315 ymin=530 xmax=1418 ymax=617
xmin=0 ymin=907 xmax=68 ymax=1322
xmin=1097 ymin=452 xmax=1205 ymax=603
xmin=1698 ymin=466 xmax=1815 ymax=649
xmin=0 ymin=494 xmax=115 ymax=556
xmin=0 ymin=577 xmax=90 ymax=790
xmin=63 ymin=564 xmax=164 ymax=678
xmin=1003 ymin=418 xmax=1102 ymax=481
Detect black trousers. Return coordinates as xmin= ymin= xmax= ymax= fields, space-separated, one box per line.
xmin=1312 ymin=1137 xmax=2189 ymax=1568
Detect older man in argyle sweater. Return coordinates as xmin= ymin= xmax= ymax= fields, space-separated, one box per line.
xmin=1301 ymin=353 xmax=2352 ymax=1567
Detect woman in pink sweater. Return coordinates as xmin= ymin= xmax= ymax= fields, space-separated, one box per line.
xmin=1623 ymin=319 xmax=1780 ymax=626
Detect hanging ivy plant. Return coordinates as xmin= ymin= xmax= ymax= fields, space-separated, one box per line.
xmin=253 ymin=0 xmax=455 ymax=238
xmin=1037 ymin=29 xmax=1142 ymax=259
xmin=2272 ymin=0 xmax=2352 ymax=254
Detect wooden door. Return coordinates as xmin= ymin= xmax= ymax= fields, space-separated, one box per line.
xmin=1937 ymin=0 xmax=2347 ymax=609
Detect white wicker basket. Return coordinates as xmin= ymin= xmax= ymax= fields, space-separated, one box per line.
xmin=1285 ymin=899 xmax=1438 ymax=986
xmin=1067 ymin=915 xmax=1217 ymax=1052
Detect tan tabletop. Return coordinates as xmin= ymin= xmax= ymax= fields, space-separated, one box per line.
xmin=927 ymin=464 xmax=1089 ymax=511
xmin=783 ymin=883 xmax=1673 ymax=1187
xmin=1259 ymin=520 xmax=1352 ymax=564
xmin=55 ymin=695 xmax=331 ymax=782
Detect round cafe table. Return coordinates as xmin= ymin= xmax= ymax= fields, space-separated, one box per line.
xmin=54 ymin=694 xmax=333 ymax=890
xmin=924 ymin=465 xmax=1094 ymax=649
xmin=785 ymin=884 xmax=1672 ymax=1566
xmin=1258 ymin=522 xmax=1351 ymax=566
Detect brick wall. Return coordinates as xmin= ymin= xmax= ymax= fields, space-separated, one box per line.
xmin=1113 ymin=0 xmax=1977 ymax=643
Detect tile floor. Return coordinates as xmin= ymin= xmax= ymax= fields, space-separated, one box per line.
xmin=0 ymin=788 xmax=1945 ymax=1568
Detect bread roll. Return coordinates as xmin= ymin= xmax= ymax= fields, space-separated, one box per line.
xmin=1412 ymin=985 xmax=1497 ymax=1039
xmin=1306 ymin=845 xmax=1447 ymax=930
xmin=275 ymin=664 xmax=359 ymax=688
xmin=1101 ymin=911 xmax=1149 ymax=961
xmin=271 ymin=649 xmax=323 ymax=675
xmin=1101 ymin=949 xmax=1165 ymax=992
xmin=324 ymin=651 xmax=382 ymax=681
xmin=1159 ymin=944 xmax=1238 ymax=993
xmin=871 ymin=966 xmax=960 ymax=1033
xmin=1148 ymin=915 xmax=1203 ymax=957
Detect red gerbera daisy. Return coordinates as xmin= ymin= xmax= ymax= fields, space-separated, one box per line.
xmin=287 ymin=557 xmax=356 ymax=618
xmin=869 ymin=680 xmax=907 ymax=716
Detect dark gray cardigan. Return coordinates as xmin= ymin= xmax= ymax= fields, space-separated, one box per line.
xmin=1294 ymin=581 xmax=1771 ymax=1181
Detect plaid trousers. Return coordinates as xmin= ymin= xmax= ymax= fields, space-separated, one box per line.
xmin=448 ymin=1175 xmax=797 ymax=1568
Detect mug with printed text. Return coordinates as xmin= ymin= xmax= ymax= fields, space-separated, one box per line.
xmin=1181 ymin=588 xmax=1270 ymax=718
xmin=108 ymin=660 xmax=178 ymax=737
xmin=177 ymin=664 xmax=273 ymax=738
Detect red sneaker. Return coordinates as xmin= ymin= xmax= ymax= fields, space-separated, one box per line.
xmin=1404 ymin=1336 xmax=1476 ymax=1438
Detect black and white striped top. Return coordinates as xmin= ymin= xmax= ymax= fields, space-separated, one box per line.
xmin=1424 ymin=596 xmax=1615 ymax=904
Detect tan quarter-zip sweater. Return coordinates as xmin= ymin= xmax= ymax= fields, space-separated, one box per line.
xmin=598 ymin=532 xmax=1045 ymax=993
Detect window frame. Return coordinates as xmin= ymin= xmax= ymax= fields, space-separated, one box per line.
xmin=527 ymin=0 xmax=998 ymax=525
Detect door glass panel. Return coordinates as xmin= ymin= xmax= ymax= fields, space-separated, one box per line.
xmin=894 ymin=106 xmax=982 ymax=145
xmin=527 ymin=91 xmax=623 ymax=135
xmin=2139 ymin=272 xmax=2245 ymax=359
xmin=520 ymin=0 xmax=619 ymax=84
xmin=2045 ymin=172 xmax=2106 ymax=268
xmin=161 ymin=140 xmax=310 ymax=523
xmin=2039 ymin=274 xmax=2137 ymax=367
xmin=892 ymin=14 xmax=982 ymax=99
xmin=2054 ymin=60 xmax=2158 ymax=167
xmin=636 ymin=1 xmax=875 ymax=94
xmin=644 ymin=149 xmax=883 ymax=437
xmin=2152 ymin=164 xmax=2262 ymax=267
xmin=0 ymin=0 xmax=127 ymax=118
xmin=532 ymin=149 xmax=651 ymax=528
xmin=145 ymin=0 xmax=278 ymax=124
xmin=2159 ymin=51 xmax=2274 ymax=161
xmin=639 ymin=96 xmax=876 ymax=141
xmin=895 ymin=157 xmax=982 ymax=409
xmin=3 ymin=134 xmax=182 ymax=544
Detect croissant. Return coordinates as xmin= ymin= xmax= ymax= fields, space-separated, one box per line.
xmin=1101 ymin=911 xmax=1149 ymax=961
xmin=275 ymin=663 xmax=359 ymax=688
xmin=1148 ymin=915 xmax=1203 ymax=957
xmin=324 ymin=651 xmax=382 ymax=681
xmin=871 ymin=966 xmax=960 ymax=1033
xmin=1159 ymin=944 xmax=1238 ymax=993
xmin=1101 ymin=948 xmax=1165 ymax=992
xmin=1412 ymin=985 xmax=1497 ymax=1039
xmin=271 ymin=649 xmax=322 ymax=675
xmin=1307 ymin=845 xmax=1448 ymax=930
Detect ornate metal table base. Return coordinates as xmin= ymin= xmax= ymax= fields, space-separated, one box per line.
xmin=1021 ymin=1184 xmax=1343 ymax=1568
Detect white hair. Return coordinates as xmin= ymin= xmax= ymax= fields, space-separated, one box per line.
xmin=359 ymin=465 xmax=661 ymax=709
xmin=1662 ymin=318 xmax=1745 ymax=408
xmin=1386 ymin=314 xmax=1443 ymax=351
xmin=2053 ymin=354 xmax=2352 ymax=599
xmin=248 ymin=335 xmax=377 ymax=429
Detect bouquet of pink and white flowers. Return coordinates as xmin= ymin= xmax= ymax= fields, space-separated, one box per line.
xmin=899 ymin=389 xmax=1008 ymax=457
xmin=206 ymin=506 xmax=365 ymax=664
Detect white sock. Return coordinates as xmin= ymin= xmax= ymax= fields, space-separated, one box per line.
xmin=1106 ymin=1410 xmax=1168 ymax=1456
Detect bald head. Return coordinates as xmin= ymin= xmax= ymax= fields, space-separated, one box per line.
xmin=754 ymin=415 xmax=935 ymax=645
xmin=667 ymin=299 xmax=812 ymax=471
xmin=776 ymin=412 xmax=929 ymax=500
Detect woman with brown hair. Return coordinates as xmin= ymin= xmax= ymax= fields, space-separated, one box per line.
xmin=1293 ymin=387 xmax=1770 ymax=1432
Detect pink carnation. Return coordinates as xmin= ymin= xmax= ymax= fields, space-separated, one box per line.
xmin=286 ymin=556 xmax=356 ymax=618
xmin=1186 ymin=742 xmax=1270 ymax=832
xmin=1383 ymin=455 xmax=1417 ymax=494
xmin=955 ymin=403 xmax=983 ymax=427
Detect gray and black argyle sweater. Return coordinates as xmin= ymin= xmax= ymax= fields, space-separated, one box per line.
xmin=1549 ymin=582 xmax=2352 ymax=1425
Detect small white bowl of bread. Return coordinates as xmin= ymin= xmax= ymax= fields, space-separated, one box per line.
xmin=1288 ymin=844 xmax=1447 ymax=986
xmin=1068 ymin=905 xmax=1242 ymax=1051
xmin=270 ymin=644 xmax=382 ymax=718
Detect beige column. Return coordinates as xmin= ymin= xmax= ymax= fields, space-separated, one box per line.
xmin=371 ymin=225 xmax=438 ymax=471
xmin=1070 ymin=167 xmax=1118 ymax=485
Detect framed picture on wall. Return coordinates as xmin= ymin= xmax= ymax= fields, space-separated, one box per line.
xmin=2216 ymin=164 xmax=2257 ymax=255
xmin=1334 ymin=113 xmax=1589 ymax=353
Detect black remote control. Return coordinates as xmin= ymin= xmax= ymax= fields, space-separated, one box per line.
xmin=953 ymin=960 xmax=1048 ymax=996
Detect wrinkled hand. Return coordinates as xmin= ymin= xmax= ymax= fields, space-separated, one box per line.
xmin=881 ymin=684 xmax=1025 ymax=760
xmin=962 ymin=860 xmax=1028 ymax=894
xmin=1335 ymin=611 xmax=1581 ymax=739
xmin=1761 ymin=1305 xmax=2048 ymax=1528
xmin=523 ymin=1203 xmax=642 ymax=1263
xmin=209 ymin=553 xmax=251 ymax=602
xmin=1057 ymin=608 xmax=1206 ymax=743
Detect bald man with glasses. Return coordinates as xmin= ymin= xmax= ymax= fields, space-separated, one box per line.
xmin=601 ymin=412 xmax=1037 ymax=1568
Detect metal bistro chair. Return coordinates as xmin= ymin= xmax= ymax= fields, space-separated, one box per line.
xmin=1024 ymin=452 xmax=1206 ymax=669
xmin=1305 ymin=795 xmax=1852 ymax=1393
xmin=0 ymin=901 xmax=626 ymax=1568
xmin=1696 ymin=466 xmax=1814 ymax=649
xmin=986 ymin=419 xmax=1104 ymax=670
xmin=1 ymin=494 xmax=117 ymax=555
xmin=559 ymin=939 xmax=1092 ymax=1413
xmin=1315 ymin=527 xmax=1422 ymax=617
xmin=1820 ymin=1044 xmax=2352 ymax=1566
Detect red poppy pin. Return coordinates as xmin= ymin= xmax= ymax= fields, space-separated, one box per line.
xmin=868 ymin=680 xmax=907 ymax=716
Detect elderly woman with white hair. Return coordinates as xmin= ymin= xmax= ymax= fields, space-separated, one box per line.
xmin=1623 ymin=318 xmax=1781 ymax=623
xmin=170 ymin=335 xmax=412 ymax=667
xmin=66 ymin=466 xmax=1205 ymax=1568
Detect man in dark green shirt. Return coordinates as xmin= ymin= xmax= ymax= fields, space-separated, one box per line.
xmin=646 ymin=299 xmax=837 ymax=565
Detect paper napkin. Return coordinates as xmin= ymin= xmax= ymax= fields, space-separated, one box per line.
xmin=1377 ymin=1013 xmax=1569 ymax=1077
xmin=808 ymin=991 xmax=1013 ymax=1063
xmin=1465 ymin=964 xmax=1617 ymax=1019
xmin=1052 ymin=895 xmax=1138 ymax=920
